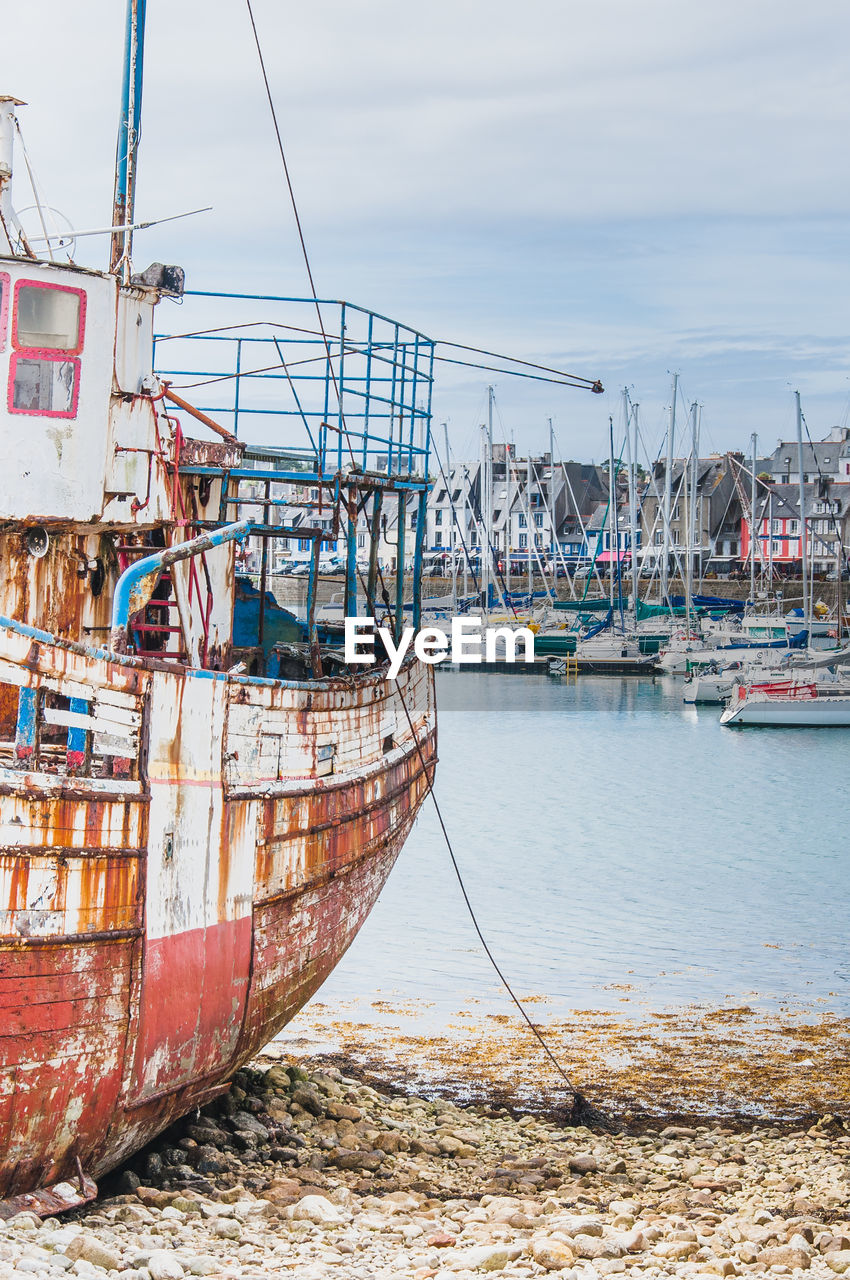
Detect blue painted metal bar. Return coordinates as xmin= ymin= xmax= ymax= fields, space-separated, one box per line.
xmin=111 ymin=520 xmax=251 ymax=643
xmin=306 ymin=534 xmax=322 ymax=672
xmin=182 ymin=291 xmax=434 ymax=343
xmin=388 ymin=323 xmax=400 ymax=475
xmin=363 ymin=312 xmax=374 ymax=469
xmin=337 ymin=303 xmax=347 ymax=472
xmin=111 ymin=0 xmax=147 ymax=273
xmin=67 ymin=696 xmax=89 ymax=770
xmin=412 ymin=488 xmax=428 ymax=631
xmin=395 ymin=493 xmax=407 ymax=644
xmin=345 ymin=485 xmax=357 ymax=619
xmin=233 ymin=338 xmax=242 ymax=436
xmin=177 ymin=465 xmax=430 ymax=491
xmin=15 ymin=687 xmax=37 ymax=763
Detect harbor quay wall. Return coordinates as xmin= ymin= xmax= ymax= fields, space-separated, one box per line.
xmin=267 ymin=573 xmax=845 ymax=614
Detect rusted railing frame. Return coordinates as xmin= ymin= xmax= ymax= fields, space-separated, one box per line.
xmin=110 ymin=520 xmax=251 ymax=651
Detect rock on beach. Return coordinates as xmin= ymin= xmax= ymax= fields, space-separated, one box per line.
xmin=0 ymin=1058 xmax=848 ymax=1279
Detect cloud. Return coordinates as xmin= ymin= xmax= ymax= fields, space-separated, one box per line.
xmin=4 ymin=0 xmax=849 ymax=459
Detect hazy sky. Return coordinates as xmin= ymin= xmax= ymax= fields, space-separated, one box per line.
xmin=4 ymin=1 xmax=849 ymax=464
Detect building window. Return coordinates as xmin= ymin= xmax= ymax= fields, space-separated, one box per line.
xmin=789 ymin=520 xmax=800 ymax=535
xmin=518 ymin=533 xmax=527 ymax=549
xmin=654 ymin=531 xmax=663 ymax=545
xmin=534 ymin=513 xmax=543 ymax=528
xmin=518 ymin=513 xmax=526 ymax=528
xmin=772 ymin=519 xmax=781 ymax=534
xmin=357 ymin=533 xmax=365 ymax=549
xmin=435 ymin=510 xmax=443 ymax=525
xmin=435 ymin=531 xmax=442 ymax=546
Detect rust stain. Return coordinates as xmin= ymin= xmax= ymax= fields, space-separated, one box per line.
xmin=1 ymin=639 xmax=436 ymax=1200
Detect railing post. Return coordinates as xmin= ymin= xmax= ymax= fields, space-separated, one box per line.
xmin=307 ymin=533 xmax=323 ymax=678
xmin=345 ymin=483 xmax=358 ymax=619
xmin=412 ymin=486 xmax=427 ymax=631
xmin=395 ymin=492 xmax=407 ymax=644
xmin=233 ymin=337 xmax=242 ymax=437
xmin=366 ymin=488 xmax=383 ymax=621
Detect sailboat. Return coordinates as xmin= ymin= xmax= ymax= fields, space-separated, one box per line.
xmin=0 ymin=7 xmax=436 ymax=1213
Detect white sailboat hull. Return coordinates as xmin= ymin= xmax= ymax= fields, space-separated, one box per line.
xmin=720 ymin=692 xmax=850 ymax=727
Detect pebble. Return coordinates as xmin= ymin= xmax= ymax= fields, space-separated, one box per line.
xmin=1 ymin=1058 xmax=848 ymax=1279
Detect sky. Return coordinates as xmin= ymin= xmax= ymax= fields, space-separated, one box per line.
xmin=3 ymin=0 xmax=850 ymax=467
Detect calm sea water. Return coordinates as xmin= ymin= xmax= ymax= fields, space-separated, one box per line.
xmin=301 ymin=669 xmax=850 ymax=1025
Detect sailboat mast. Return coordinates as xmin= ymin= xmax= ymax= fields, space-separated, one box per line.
xmin=749 ymin=432 xmax=758 ymax=605
xmin=111 ymin=0 xmax=147 ymax=279
xmin=686 ymin=402 xmax=698 ymax=634
xmin=526 ymin=452 xmax=532 ymax=602
xmin=443 ymin=423 xmax=457 ymax=610
xmin=623 ymin=390 xmax=639 ymax=612
xmin=795 ymin=391 xmax=810 ymax=637
xmin=548 ymin=417 xmax=555 ymax=571
xmin=608 ymin=417 xmax=616 ymax=613
xmin=662 ymin=372 xmax=678 ymax=604
xmin=483 ymin=384 xmax=499 ymax=609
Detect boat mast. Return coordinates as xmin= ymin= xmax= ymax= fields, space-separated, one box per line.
xmin=548 ymin=417 xmax=555 ymax=573
xmin=662 ymin=372 xmax=678 ymax=605
xmin=749 ymin=432 xmax=758 ymax=606
xmin=686 ymin=401 xmax=698 ymax=635
xmin=608 ymin=417 xmax=616 ymax=614
xmin=624 ymin=390 xmax=639 ymax=615
xmin=795 ymin=390 xmax=810 ymax=639
xmin=111 ymin=0 xmax=147 ymax=280
xmin=526 ymin=451 xmax=532 ymax=603
xmin=462 ymin=465 xmax=470 ymax=600
xmin=444 ymin=423 xmax=457 ymax=611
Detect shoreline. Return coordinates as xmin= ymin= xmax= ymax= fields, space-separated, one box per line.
xmin=276 ymin=998 xmax=850 ymax=1131
xmin=3 ymin=1054 xmax=848 ymax=1279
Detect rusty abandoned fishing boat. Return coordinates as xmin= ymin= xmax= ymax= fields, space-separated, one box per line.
xmin=0 ymin=6 xmax=436 ymax=1214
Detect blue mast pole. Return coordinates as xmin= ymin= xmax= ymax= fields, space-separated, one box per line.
xmin=110 ymin=0 xmax=147 ymax=277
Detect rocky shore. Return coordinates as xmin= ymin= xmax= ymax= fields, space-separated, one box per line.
xmin=1 ymin=1056 xmax=848 ymax=1280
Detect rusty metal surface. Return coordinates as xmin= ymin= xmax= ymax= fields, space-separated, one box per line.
xmin=0 ymin=1170 xmax=97 ymax=1221
xmin=174 ymin=435 xmax=244 ymax=470
xmin=0 ymin=622 xmax=436 ymax=1198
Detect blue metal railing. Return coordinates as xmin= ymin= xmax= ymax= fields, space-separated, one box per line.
xmin=154 ymin=292 xmax=434 ymax=478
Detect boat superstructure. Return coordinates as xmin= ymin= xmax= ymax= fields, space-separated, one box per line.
xmin=0 ymin=51 xmax=437 ymax=1209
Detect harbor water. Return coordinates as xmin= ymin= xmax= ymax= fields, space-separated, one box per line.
xmin=284 ymin=669 xmax=850 ymax=1120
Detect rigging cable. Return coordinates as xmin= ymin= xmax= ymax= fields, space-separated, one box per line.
xmin=377 ymin=562 xmax=605 ymax=1128
xmin=243 ymin=0 xmax=605 ymax=1125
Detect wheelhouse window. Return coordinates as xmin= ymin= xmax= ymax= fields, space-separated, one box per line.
xmin=14 ymin=283 xmax=84 ymax=352
xmin=9 ymin=280 xmax=86 ymax=418
xmin=10 ymin=356 xmax=78 ymax=414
